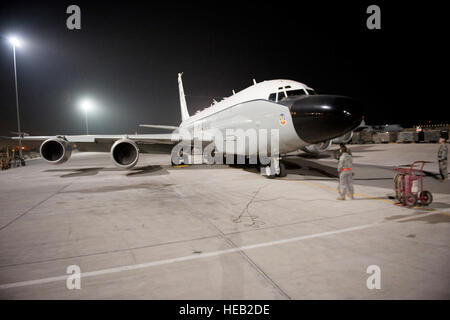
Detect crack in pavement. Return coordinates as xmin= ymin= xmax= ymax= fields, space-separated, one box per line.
xmin=232 ymin=184 xmax=268 ymax=228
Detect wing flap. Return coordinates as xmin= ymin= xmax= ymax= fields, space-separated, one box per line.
xmin=139 ymin=124 xmax=179 ymax=130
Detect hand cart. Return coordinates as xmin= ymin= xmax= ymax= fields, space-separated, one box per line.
xmin=393 ymin=161 xmax=433 ymax=207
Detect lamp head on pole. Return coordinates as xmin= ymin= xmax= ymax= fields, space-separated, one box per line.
xmin=8 ymin=36 xmax=22 ymax=47
xmin=80 ymin=99 xmax=93 ymax=113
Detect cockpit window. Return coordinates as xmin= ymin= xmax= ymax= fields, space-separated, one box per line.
xmin=286 ymin=89 xmax=306 ymax=97
xmin=270 ymin=88 xmax=315 ymax=102
xmin=277 ymin=91 xmax=286 ymax=101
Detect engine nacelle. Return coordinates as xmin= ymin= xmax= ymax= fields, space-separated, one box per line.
xmin=300 ymin=140 xmax=332 ymax=154
xmin=110 ymin=139 xmax=139 ymax=169
xmin=332 ymin=131 xmax=353 ymax=144
xmin=40 ymin=137 xmax=72 ymax=164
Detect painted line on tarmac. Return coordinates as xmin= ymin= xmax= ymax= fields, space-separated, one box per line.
xmin=0 ymin=211 xmax=441 ymax=290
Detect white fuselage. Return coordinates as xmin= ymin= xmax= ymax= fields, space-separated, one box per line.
xmin=179 ymin=80 xmax=314 ymax=155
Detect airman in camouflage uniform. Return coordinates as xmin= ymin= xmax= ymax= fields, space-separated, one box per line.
xmin=438 ymin=137 xmax=448 ymax=181
xmin=334 ymin=143 xmax=352 ymax=160
xmin=337 ymin=146 xmax=354 ymax=200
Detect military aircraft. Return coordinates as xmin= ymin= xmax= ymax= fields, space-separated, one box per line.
xmin=17 ymin=73 xmax=363 ymax=178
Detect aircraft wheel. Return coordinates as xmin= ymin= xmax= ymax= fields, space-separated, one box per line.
xmin=419 ymin=190 xmax=433 ymax=206
xmin=171 ymin=148 xmax=184 ymax=166
xmin=276 ymin=162 xmax=287 ymax=178
xmin=265 ymin=165 xmax=276 ymax=179
xmin=171 ymin=159 xmax=184 ymax=166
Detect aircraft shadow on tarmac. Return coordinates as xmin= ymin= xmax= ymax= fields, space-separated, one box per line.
xmin=125 ymin=165 xmax=169 ymax=177
xmin=44 ymin=165 xmax=169 ymax=178
xmin=342 ymin=145 xmax=386 ymax=153
xmin=296 ymin=153 xmax=331 ymax=159
xmin=280 ymin=158 xmax=339 ymax=179
xmin=297 ymin=146 xmax=384 ymax=161
xmin=44 ymin=167 xmax=104 ymax=177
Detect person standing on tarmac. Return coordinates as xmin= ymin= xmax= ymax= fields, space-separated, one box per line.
xmin=438 ymin=137 xmax=448 ymax=181
xmin=335 ymin=143 xmax=352 ymax=191
xmin=335 ymin=143 xmax=352 ymax=160
xmin=337 ymin=146 xmax=354 ymax=200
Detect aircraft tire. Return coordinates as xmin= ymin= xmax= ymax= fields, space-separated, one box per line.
xmin=276 ymin=162 xmax=287 ymax=178
xmin=265 ymin=165 xmax=276 ymax=179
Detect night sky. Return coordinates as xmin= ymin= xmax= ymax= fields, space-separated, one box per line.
xmin=0 ymin=1 xmax=446 ymax=136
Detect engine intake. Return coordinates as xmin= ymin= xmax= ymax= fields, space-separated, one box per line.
xmin=300 ymin=140 xmax=332 ymax=154
xmin=111 ymin=139 xmax=139 ymax=169
xmin=40 ymin=138 xmax=72 ymax=164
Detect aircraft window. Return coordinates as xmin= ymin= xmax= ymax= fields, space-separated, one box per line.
xmin=268 ymin=93 xmax=276 ymax=101
xmin=286 ymin=89 xmax=306 ymax=97
xmin=285 ymin=85 xmax=291 ymax=89
xmin=277 ymin=91 xmax=286 ymax=101
xmin=306 ymin=89 xmax=316 ymax=95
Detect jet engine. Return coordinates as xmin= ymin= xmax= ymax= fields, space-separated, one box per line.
xmin=300 ymin=140 xmax=332 ymax=154
xmin=332 ymin=131 xmax=353 ymax=144
xmin=110 ymin=139 xmax=139 ymax=169
xmin=40 ymin=137 xmax=72 ymax=164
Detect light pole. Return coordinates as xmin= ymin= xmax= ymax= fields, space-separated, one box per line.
xmin=80 ymin=99 xmax=92 ymax=135
xmin=8 ymin=36 xmax=23 ymax=160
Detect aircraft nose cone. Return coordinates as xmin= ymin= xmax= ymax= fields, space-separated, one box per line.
xmin=290 ymin=95 xmax=364 ymax=144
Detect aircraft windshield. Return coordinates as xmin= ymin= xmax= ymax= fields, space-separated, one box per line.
xmin=269 ymin=88 xmax=316 ymax=101
xmin=286 ymin=89 xmax=306 ymax=97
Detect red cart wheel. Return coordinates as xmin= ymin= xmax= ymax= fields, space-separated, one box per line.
xmin=419 ymin=191 xmax=433 ymax=206
xmin=403 ymin=193 xmax=417 ymax=207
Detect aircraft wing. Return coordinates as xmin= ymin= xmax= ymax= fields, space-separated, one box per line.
xmin=13 ymin=133 xmax=212 ymax=153
xmin=15 ymin=134 xmax=177 ymax=144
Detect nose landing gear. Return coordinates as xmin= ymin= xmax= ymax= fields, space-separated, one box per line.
xmin=262 ymin=157 xmax=287 ymax=179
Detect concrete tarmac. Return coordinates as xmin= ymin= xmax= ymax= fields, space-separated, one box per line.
xmin=0 ymin=144 xmax=449 ymax=299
